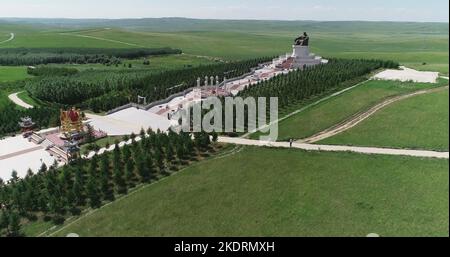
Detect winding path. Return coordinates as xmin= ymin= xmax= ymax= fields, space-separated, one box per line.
xmin=0 ymin=33 xmax=14 ymax=44
xmin=8 ymin=91 xmax=33 ymax=109
xmin=300 ymin=86 xmax=449 ymax=143
xmin=59 ymin=32 xmax=144 ymax=47
xmin=218 ymin=137 xmax=449 ymax=159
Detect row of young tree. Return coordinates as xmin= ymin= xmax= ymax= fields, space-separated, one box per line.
xmin=0 ymin=129 xmax=216 ymax=237
xmin=0 ymin=48 xmax=181 ymax=66
xmin=239 ymin=59 xmax=399 ymax=109
xmin=25 ymin=56 xmax=272 ymax=111
xmin=27 ymin=66 xmax=79 ymax=77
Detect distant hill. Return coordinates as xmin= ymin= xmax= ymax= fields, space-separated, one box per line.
xmin=0 ymin=17 xmax=448 ymax=34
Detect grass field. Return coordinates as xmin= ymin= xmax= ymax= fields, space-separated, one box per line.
xmin=252 ymin=79 xmax=446 ymax=141
xmin=51 ymin=146 xmax=449 ymax=237
xmin=0 ymin=66 xmax=31 ymax=82
xmin=1 ymin=21 xmax=448 ymax=73
xmin=0 ymin=66 xmax=33 ymax=111
xmin=320 ymin=89 xmax=449 ymax=151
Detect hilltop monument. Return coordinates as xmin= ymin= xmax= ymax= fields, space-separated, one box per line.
xmin=274 ymin=32 xmax=327 ymax=70
xmin=291 ymin=32 xmax=325 ymax=68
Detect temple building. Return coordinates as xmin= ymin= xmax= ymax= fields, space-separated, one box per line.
xmin=18 ymin=117 xmax=35 ymax=137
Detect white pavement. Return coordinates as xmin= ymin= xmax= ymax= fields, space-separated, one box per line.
xmin=0 ymin=136 xmax=57 ymax=181
xmin=87 ymin=108 xmax=171 ymax=136
xmin=373 ymin=66 xmax=439 ymax=83
xmin=8 ymin=91 xmax=33 ymax=109
xmin=218 ymin=137 xmax=449 ymax=159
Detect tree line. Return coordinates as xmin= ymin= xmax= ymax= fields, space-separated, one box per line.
xmin=25 ymin=56 xmax=272 ymax=112
xmin=239 ymin=59 xmax=399 ymax=109
xmin=0 ymin=48 xmax=181 ymax=66
xmin=0 ymin=129 xmax=217 ymax=237
xmin=27 ymin=66 xmax=79 ymax=77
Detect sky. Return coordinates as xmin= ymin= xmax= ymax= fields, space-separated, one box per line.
xmin=0 ymin=0 xmax=448 ymax=22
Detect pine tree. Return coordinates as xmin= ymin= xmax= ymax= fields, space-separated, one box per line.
xmin=137 ymin=156 xmax=151 ymax=183
xmin=100 ymin=168 xmax=114 ymax=202
xmin=154 ymin=148 xmax=165 ymax=174
xmin=0 ymin=210 xmax=9 ymax=234
xmin=10 ymin=170 xmax=19 ymax=184
xmin=113 ymin=165 xmax=127 ymax=195
xmin=125 ymin=158 xmax=136 ymax=188
xmin=38 ymin=163 xmax=48 ymax=173
xmin=73 ymin=168 xmax=86 ymax=207
xmin=86 ymin=176 xmax=101 ymax=209
xmin=8 ymin=212 xmax=22 ymax=237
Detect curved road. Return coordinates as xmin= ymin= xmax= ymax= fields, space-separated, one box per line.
xmin=8 ymin=91 xmax=33 ymax=109
xmin=0 ymin=33 xmax=15 ymax=44
xmin=300 ymin=86 xmax=449 ymax=143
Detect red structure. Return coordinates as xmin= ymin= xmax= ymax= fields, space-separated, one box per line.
xmin=18 ymin=117 xmax=35 ymax=137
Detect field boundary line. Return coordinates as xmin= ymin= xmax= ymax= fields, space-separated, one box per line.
xmin=59 ymin=31 xmax=144 ymax=47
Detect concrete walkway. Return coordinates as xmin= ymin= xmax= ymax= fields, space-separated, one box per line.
xmin=218 ymin=137 xmax=449 ymax=159
xmin=8 ymin=91 xmax=33 ymax=109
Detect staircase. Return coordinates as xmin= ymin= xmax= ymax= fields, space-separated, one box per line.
xmin=47 ymin=146 xmax=69 ymax=164
xmin=29 ymin=132 xmax=45 ymax=144
xmin=41 ymin=139 xmax=55 ymax=150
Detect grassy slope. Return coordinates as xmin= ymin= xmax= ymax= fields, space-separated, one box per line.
xmin=53 ymin=146 xmax=449 ymax=237
xmin=1 ymin=21 xmax=448 ymax=73
xmin=0 ymin=66 xmax=31 ymax=82
xmin=320 ymin=89 xmax=449 ymax=151
xmin=253 ymin=80 xmax=445 ymax=141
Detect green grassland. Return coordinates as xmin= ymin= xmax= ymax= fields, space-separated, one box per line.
xmin=0 ymin=66 xmax=32 ymax=110
xmin=0 ymin=66 xmax=31 ymax=82
xmin=320 ymin=89 xmax=449 ymax=151
xmin=52 ymin=146 xmax=449 ymax=237
xmin=1 ymin=20 xmax=448 ymax=73
xmin=252 ymin=79 xmax=446 ymax=142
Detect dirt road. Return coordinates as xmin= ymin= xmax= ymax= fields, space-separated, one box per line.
xmin=299 ymin=86 xmax=449 ymax=144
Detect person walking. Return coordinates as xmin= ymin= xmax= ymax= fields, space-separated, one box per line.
xmin=289 ymin=138 xmax=293 ymax=148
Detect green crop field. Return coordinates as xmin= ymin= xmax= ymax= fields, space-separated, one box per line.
xmin=51 ymin=146 xmax=448 ymax=237
xmin=252 ymin=79 xmax=446 ymax=142
xmin=320 ymin=89 xmax=449 ymax=151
